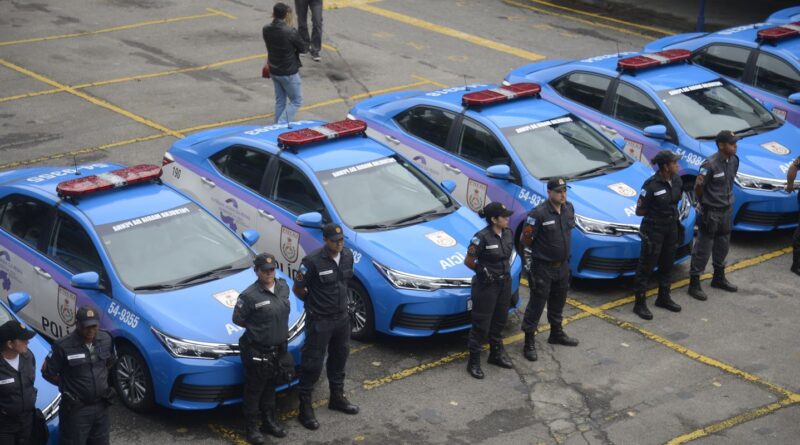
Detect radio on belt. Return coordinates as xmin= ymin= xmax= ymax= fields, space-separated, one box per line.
xmin=617 ymin=49 xmax=691 ymax=72
xmin=277 ymin=119 xmax=368 ymax=148
xmin=462 ymin=83 xmax=541 ymax=107
xmin=56 ymin=164 xmax=163 ymax=199
xmin=757 ymin=22 xmax=800 ymax=43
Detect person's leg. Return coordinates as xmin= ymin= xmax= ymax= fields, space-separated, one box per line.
xmin=272 ymin=76 xmax=288 ymax=124
xmin=309 ymin=0 xmax=324 ymax=56
xmin=327 ymin=316 xmax=358 ymax=414
xmin=486 ymin=278 xmax=513 ymax=368
xmin=710 ymin=209 xmax=737 ymax=292
xmin=547 ymin=266 xmax=578 ymax=346
xmin=283 ymin=73 xmax=303 ymax=122
xmin=85 ymin=404 xmax=110 ymax=445
xmin=654 ymin=227 xmax=681 ymax=311
xmin=294 ymin=0 xmax=311 ymax=51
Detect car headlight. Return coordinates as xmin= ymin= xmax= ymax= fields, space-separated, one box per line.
xmin=679 ymin=192 xmax=691 ymax=221
xmin=151 ymin=327 xmax=238 ymax=360
xmin=734 ymin=172 xmax=787 ymax=191
xmin=373 ymin=261 xmax=471 ymax=291
xmin=42 ymin=393 xmax=60 ymax=422
xmin=288 ymin=311 xmax=306 ymax=342
xmin=574 ymin=214 xmax=640 ymax=236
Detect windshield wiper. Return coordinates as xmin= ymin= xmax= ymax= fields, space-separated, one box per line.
xmin=352 ymin=223 xmax=394 ymax=230
xmin=133 ymin=283 xmax=177 ymax=291
xmin=696 ymin=135 xmax=717 ymax=140
xmin=570 ymin=160 xmax=622 ymax=179
xmin=175 ymin=265 xmax=234 ymax=285
xmin=390 ymin=208 xmax=449 ymax=226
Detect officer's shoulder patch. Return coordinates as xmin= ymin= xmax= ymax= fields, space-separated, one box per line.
xmin=470 ymin=236 xmax=481 ymax=246
xmin=235 ymin=297 xmax=245 ymax=308
xmin=525 ymin=216 xmax=537 ymax=226
xmin=640 ymin=189 xmax=647 ymax=197
xmin=467 ymin=244 xmax=478 ymax=256
xmin=298 ymin=263 xmax=308 ymax=275
xmin=295 ymin=272 xmax=304 ymax=282
xmin=699 ymin=166 xmax=708 ymax=176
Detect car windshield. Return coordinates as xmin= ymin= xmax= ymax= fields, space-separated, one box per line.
xmin=659 ymin=80 xmax=779 ymax=139
xmin=317 ymin=156 xmax=455 ymax=230
xmin=502 ymin=116 xmax=628 ymax=179
xmin=96 ymin=203 xmax=253 ymax=291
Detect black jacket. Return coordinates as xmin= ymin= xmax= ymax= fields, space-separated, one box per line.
xmin=263 ymin=19 xmax=306 ymax=76
xmin=43 ymin=330 xmax=115 ymax=404
xmin=0 ymin=350 xmax=36 ymax=418
xmin=233 ymin=279 xmax=291 ymax=348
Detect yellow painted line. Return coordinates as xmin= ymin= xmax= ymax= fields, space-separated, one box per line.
xmin=353 ymin=3 xmax=545 ymax=61
xmin=0 ymin=59 xmax=184 ymax=139
xmin=666 ymin=397 xmax=800 ymax=445
xmin=411 ymin=74 xmax=448 ymax=88
xmin=208 ymin=424 xmax=249 ymax=445
xmin=278 ymin=397 xmax=330 ymax=421
xmin=350 ymin=343 xmax=374 ymax=354
xmin=0 ymin=8 xmax=233 ymax=47
xmin=503 ymin=0 xmax=660 ymax=41
xmin=326 ymin=0 xmax=380 ymax=9
xmin=524 ymin=0 xmax=673 ymax=36
xmin=206 ymin=8 xmax=237 ymax=20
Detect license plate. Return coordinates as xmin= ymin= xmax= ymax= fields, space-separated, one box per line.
xmin=466 ymin=299 xmax=472 ymax=311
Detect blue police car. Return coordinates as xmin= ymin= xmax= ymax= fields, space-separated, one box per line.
xmin=348 ymin=83 xmax=695 ymax=279
xmin=642 ymin=9 xmax=800 ymax=125
xmin=505 ymin=50 xmax=800 ymax=231
xmin=1 ymin=292 xmax=60 ymax=443
xmin=0 ymin=163 xmax=305 ymax=411
xmin=162 ymin=119 xmax=521 ymax=340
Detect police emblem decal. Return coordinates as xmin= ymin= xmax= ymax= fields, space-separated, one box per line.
xmin=608 ymin=182 xmax=637 ymax=197
xmin=213 ymin=289 xmax=240 ymax=309
xmin=57 ymin=286 xmax=77 ymax=326
xmin=467 ymin=179 xmax=488 ymax=212
xmin=280 ymin=226 xmax=300 ymax=263
xmin=761 ymin=141 xmax=790 ymax=156
xmin=425 ymin=231 xmax=457 ymax=248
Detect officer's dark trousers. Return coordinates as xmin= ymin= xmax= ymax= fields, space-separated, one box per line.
xmin=690 ymin=207 xmax=732 ymax=276
xmin=297 ymin=315 xmax=349 ymax=395
xmin=0 ymin=412 xmax=32 ymax=445
xmin=521 ymin=262 xmax=570 ymax=333
xmin=295 ymin=0 xmax=323 ymax=53
xmin=468 ymin=277 xmax=511 ymax=353
xmin=793 ymin=196 xmax=800 ymax=260
xmin=241 ymin=348 xmax=277 ymax=422
xmin=59 ymin=401 xmax=109 ymax=445
xmin=634 ymin=221 xmax=678 ymax=293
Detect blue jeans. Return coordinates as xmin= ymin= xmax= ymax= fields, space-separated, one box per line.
xmin=272 ymin=73 xmax=303 ymax=124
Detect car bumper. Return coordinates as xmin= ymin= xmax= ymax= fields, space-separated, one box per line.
xmin=732 ymin=188 xmax=799 ymax=231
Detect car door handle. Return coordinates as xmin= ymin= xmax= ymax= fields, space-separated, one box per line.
xmin=257 ymin=209 xmax=275 ymax=221
xmin=443 ymin=163 xmax=461 ymax=174
xmin=34 ymin=267 xmax=51 ymax=279
xmin=384 ymin=135 xmax=400 ymax=144
xmin=200 ymin=177 xmax=216 ymax=188
xmin=599 ymin=124 xmax=618 ymax=135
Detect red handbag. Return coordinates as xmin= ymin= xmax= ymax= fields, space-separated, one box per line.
xmin=262 ymin=60 xmax=270 ymax=79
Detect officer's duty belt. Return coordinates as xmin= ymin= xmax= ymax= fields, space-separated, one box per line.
xmin=533 ymin=260 xmax=564 ymax=268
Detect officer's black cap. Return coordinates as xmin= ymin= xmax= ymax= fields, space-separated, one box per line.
xmin=322 ymin=223 xmax=344 ymax=241
xmin=482 ymin=202 xmax=513 ymax=219
xmin=76 ymin=306 xmax=100 ymax=328
xmin=547 ymin=177 xmax=569 ymax=191
xmin=253 ymin=253 xmax=278 ymax=271
xmin=0 ymin=320 xmax=36 ymax=343
xmin=715 ymin=130 xmax=738 ymax=144
xmin=651 ymin=150 xmax=681 ymax=166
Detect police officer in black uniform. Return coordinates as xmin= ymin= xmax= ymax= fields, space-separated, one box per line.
xmin=233 ymin=253 xmax=291 ymax=444
xmin=292 ymin=223 xmax=358 ymax=431
xmin=520 ymin=178 xmax=579 ymax=362
xmin=631 ymin=150 xmax=684 ymax=320
xmin=688 ymin=130 xmax=739 ymax=300
xmin=464 ymin=202 xmax=515 ymax=379
xmin=42 ymin=306 xmax=115 ymax=445
xmin=785 ymin=155 xmax=800 ymax=276
xmin=0 ymin=320 xmax=37 ymax=445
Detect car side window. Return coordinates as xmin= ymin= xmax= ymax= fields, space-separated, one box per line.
xmin=271 ymin=161 xmax=329 ymax=219
xmin=211 ymin=145 xmax=271 ymax=192
xmin=551 ymin=72 xmax=612 ymax=112
xmin=611 ymin=82 xmax=668 ymax=129
xmin=0 ymin=196 xmax=52 ymax=251
xmin=394 ymin=106 xmax=456 ymax=149
xmin=754 ymin=52 xmax=800 ymax=98
xmin=50 ymin=213 xmax=105 ymax=276
xmin=692 ymin=45 xmax=750 ymax=81
xmin=457 ymin=118 xmax=511 ymax=169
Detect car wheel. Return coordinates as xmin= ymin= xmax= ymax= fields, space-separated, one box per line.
xmin=347 ymin=280 xmax=374 ymax=341
xmin=114 ymin=343 xmax=155 ymax=412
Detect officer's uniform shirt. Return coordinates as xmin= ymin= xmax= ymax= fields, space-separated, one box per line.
xmin=233 ymin=279 xmax=290 ymax=347
xmin=43 ymin=330 xmax=115 ymax=403
xmin=524 ymin=201 xmax=575 ymax=262
xmin=0 ymin=350 xmax=35 ymax=417
xmin=468 ymin=227 xmax=515 ymax=276
xmin=295 ymin=247 xmax=354 ymax=319
xmin=698 ymin=153 xmax=739 ymax=209
xmin=638 ymin=173 xmax=683 ymax=225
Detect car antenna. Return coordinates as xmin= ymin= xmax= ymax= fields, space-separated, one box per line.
xmin=285 ymin=109 xmax=292 ymax=129
xmin=73 ymin=156 xmax=81 ymax=176
xmin=464 ymin=75 xmax=470 ymax=91
xmin=616 ymin=41 xmax=621 ymax=58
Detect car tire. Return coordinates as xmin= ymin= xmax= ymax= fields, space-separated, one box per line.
xmin=114 ymin=343 xmax=155 ymax=412
xmin=347 ymin=280 xmax=374 ymax=341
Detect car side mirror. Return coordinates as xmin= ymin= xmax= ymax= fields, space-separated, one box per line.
xmin=440 ymin=179 xmax=457 ymax=193
xmin=71 ymin=272 xmax=102 ymax=290
xmin=296 ymin=212 xmax=324 ymax=229
xmin=8 ymin=292 xmax=31 ymax=313
xmin=486 ymin=164 xmax=511 ymax=180
xmin=241 ymin=229 xmax=260 ymax=247
xmin=643 ymin=124 xmax=668 ymax=140
xmin=788 ymin=92 xmax=800 ymax=105
xmin=612 ymin=137 xmax=626 ymax=150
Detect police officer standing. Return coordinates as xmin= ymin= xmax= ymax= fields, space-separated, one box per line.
xmin=520 ymin=178 xmax=579 ymax=362
xmin=0 ymin=320 xmax=37 ymax=445
xmin=233 ymin=253 xmax=291 ymax=444
xmin=464 ymin=202 xmax=515 ymax=379
xmin=42 ymin=306 xmax=115 ymax=445
xmin=292 ymin=223 xmax=358 ymax=430
xmin=631 ymin=150 xmax=684 ymax=319
xmin=785 ymin=154 xmax=800 ymax=276
xmin=688 ymin=130 xmax=739 ymax=300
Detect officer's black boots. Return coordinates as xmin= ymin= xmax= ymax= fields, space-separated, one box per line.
xmin=633 ymin=292 xmax=653 ymax=320
xmin=329 ymin=389 xmax=359 ymax=415
xmin=467 ymin=352 xmax=484 ymax=379
xmin=246 ymin=422 xmax=266 ymax=445
xmin=548 ymin=324 xmax=579 ymax=346
xmin=710 ymin=267 xmax=737 ymax=292
xmin=261 ymin=409 xmax=287 ymax=438
xmin=523 ymin=332 xmax=538 ymax=362
xmin=688 ymin=275 xmax=707 ymax=301
xmin=487 ymin=344 xmax=513 ymax=368
xmin=298 ymin=393 xmax=320 ymax=430
xmin=654 ymin=286 xmax=681 ymax=312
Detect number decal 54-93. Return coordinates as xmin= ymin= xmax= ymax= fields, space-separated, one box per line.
xmin=108 ymin=302 xmax=140 ymax=328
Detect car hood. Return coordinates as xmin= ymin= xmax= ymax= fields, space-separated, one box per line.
xmin=134 ymin=269 xmax=303 ymax=343
xmin=699 ymin=124 xmax=800 ymax=178
xmin=566 ymin=162 xmax=653 ymax=225
xmin=353 ymin=207 xmax=484 ymax=278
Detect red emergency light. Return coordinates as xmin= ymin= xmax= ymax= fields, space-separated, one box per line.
xmin=757 ymin=22 xmax=800 ymax=42
xmin=56 ymin=164 xmax=163 ymax=199
xmin=617 ymin=49 xmax=692 ymax=71
xmin=277 ymin=119 xmax=368 ymax=147
xmin=462 ymin=83 xmax=541 ymax=107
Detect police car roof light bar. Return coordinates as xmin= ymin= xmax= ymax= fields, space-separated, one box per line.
xmin=617 ymin=49 xmax=692 ymax=71
xmin=56 ymin=164 xmax=163 ymax=199
xmin=757 ymin=22 xmax=800 ymax=42
xmin=462 ymin=83 xmax=541 ymax=107
xmin=277 ymin=119 xmax=368 ymax=148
